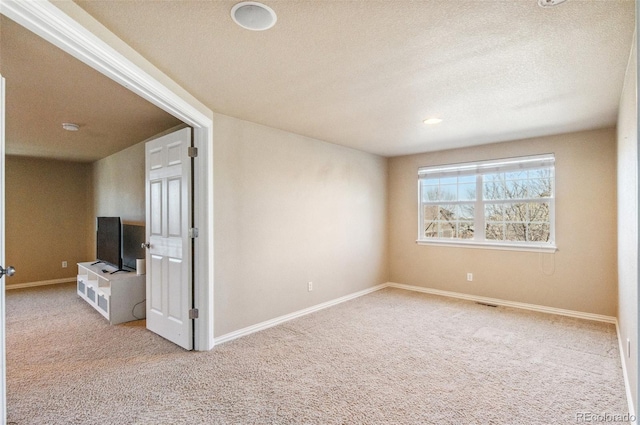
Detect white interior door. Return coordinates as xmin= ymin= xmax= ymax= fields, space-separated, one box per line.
xmin=0 ymin=74 xmax=7 ymax=424
xmin=144 ymin=127 xmax=193 ymax=350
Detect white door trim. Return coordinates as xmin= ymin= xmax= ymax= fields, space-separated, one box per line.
xmin=0 ymin=74 xmax=7 ymax=424
xmin=0 ymin=1 xmax=215 ymax=351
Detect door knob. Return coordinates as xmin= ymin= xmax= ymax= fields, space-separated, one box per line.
xmin=141 ymin=242 xmax=151 ymax=249
xmin=0 ymin=265 xmax=15 ymax=279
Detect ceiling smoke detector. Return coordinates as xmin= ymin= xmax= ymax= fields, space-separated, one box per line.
xmin=538 ymin=0 xmax=568 ymax=7
xmin=231 ymin=2 xmax=277 ymax=31
xmin=62 ymin=122 xmax=80 ymax=131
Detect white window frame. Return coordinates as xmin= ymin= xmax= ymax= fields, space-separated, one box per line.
xmin=417 ymin=154 xmax=557 ymax=253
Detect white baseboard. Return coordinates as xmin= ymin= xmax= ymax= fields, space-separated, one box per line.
xmin=214 ymin=280 xmax=632 ymax=414
xmin=214 ymin=283 xmax=387 ymax=345
xmin=386 ymin=282 xmax=617 ymax=324
xmin=215 ymin=281 xmax=618 ymax=346
xmin=5 ymin=277 xmax=76 ymax=290
xmin=615 ymin=321 xmax=637 ymax=423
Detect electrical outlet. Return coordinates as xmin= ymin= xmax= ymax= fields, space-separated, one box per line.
xmin=308 ymin=281 xmax=313 ymax=292
xmin=467 ymin=273 xmax=473 ymax=281
xmin=62 ymin=261 xmax=68 ymax=268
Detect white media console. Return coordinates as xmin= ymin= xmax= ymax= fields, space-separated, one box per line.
xmin=76 ymin=262 xmax=146 ymax=325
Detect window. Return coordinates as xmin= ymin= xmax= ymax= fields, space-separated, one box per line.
xmin=418 ymin=154 xmax=556 ymax=252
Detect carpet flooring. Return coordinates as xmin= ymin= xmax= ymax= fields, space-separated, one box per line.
xmin=5 ymin=283 xmax=630 ymax=424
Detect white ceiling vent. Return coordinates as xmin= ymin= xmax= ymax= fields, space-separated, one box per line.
xmin=231 ymin=2 xmax=277 ymax=31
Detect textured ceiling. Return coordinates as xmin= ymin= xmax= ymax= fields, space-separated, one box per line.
xmin=1 ymin=1 xmax=635 ymax=161
xmin=72 ymin=0 xmax=635 ymax=157
xmin=0 ymin=15 xmax=182 ymax=162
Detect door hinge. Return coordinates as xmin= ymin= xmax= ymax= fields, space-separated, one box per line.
xmin=189 ymin=228 xmax=199 ymax=238
xmin=188 ymin=146 xmax=198 ymax=158
xmin=189 ymin=308 xmax=199 ymax=319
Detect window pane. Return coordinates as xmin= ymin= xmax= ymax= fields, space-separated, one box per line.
xmin=423 ymin=207 xmax=438 ymax=237
xmin=458 ymin=221 xmax=474 ymax=239
xmin=438 ymin=184 xmax=457 ymax=201
xmin=440 ymin=221 xmax=455 ymax=238
xmin=529 ymin=223 xmax=550 ymax=242
xmin=423 ymin=205 xmax=438 ymax=221
xmin=484 ymin=173 xmax=501 ymax=183
xmin=484 ymin=174 xmax=506 ymax=200
xmin=528 ymin=202 xmax=549 ymax=223
xmin=526 ymin=179 xmax=552 ymax=198
xmin=486 ymin=223 xmax=504 ymax=240
xmin=459 ymin=204 xmax=474 ymax=220
xmin=440 ymin=176 xmax=457 ymax=185
xmin=439 ymin=205 xmax=458 ymax=221
xmin=506 ymin=223 xmax=527 ymax=242
xmin=424 ymin=223 xmax=438 ymax=238
xmin=459 ymin=175 xmax=476 ymax=184
xmin=485 ymin=204 xmax=503 ymax=222
xmin=504 ymin=203 xmax=526 ymax=221
xmin=505 ymin=180 xmax=527 ymax=199
xmin=422 ymin=185 xmax=440 ymax=202
xmin=458 ymin=183 xmax=476 ymax=200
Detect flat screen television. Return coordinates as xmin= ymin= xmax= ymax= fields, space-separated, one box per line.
xmin=96 ymin=217 xmax=122 ymax=269
xmin=122 ymin=223 xmax=145 ymax=270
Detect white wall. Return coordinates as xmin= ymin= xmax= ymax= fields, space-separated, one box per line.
xmin=617 ymin=31 xmax=637 ymax=414
xmin=213 ymin=113 xmax=388 ymax=336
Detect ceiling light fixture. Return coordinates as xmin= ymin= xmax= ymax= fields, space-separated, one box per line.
xmin=423 ymin=117 xmax=443 ymax=125
xmin=538 ymin=0 xmax=568 ymax=7
xmin=231 ymin=2 xmax=277 ymax=31
xmin=62 ymin=122 xmax=80 ymax=131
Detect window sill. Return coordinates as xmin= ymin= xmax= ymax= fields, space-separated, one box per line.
xmin=416 ymin=239 xmax=558 ymax=253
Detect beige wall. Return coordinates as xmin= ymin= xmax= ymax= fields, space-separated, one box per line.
xmin=91 ymin=140 xmax=145 ymax=223
xmin=89 ymin=139 xmax=147 ymax=259
xmin=617 ymin=32 xmax=637 ymax=413
xmin=89 ymin=124 xmax=189 ymax=254
xmin=87 ymin=116 xmax=389 ymax=338
xmin=388 ymin=128 xmax=618 ymax=317
xmin=5 ymin=156 xmax=92 ymax=286
xmin=91 ymin=124 xmax=188 ymax=223
xmin=213 ymin=113 xmax=388 ymax=336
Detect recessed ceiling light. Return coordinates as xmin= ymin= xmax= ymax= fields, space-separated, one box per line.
xmin=538 ymin=0 xmax=568 ymax=7
xmin=62 ymin=122 xmax=80 ymax=131
xmin=231 ymin=2 xmax=277 ymax=31
xmin=423 ymin=117 xmax=443 ymax=125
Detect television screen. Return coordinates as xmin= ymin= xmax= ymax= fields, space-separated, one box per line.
xmin=96 ymin=217 xmax=122 ymax=269
xmin=122 ymin=223 xmax=145 ymax=270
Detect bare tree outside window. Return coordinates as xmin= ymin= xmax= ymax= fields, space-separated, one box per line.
xmin=483 ymin=169 xmax=552 ymax=242
xmin=418 ymin=156 xmax=555 ymax=247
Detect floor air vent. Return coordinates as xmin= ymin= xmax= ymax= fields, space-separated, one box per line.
xmin=476 ymin=302 xmax=498 ymax=308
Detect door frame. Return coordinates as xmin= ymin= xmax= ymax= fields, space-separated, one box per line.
xmin=0 ymin=1 xmax=215 ymax=350
xmin=0 ymin=74 xmax=7 ymax=423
